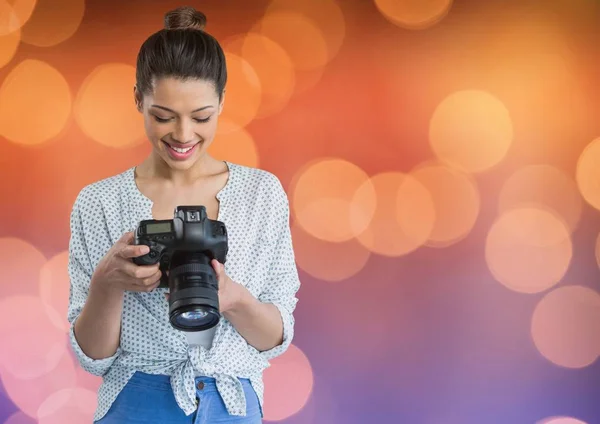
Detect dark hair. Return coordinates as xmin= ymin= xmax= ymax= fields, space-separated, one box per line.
xmin=135 ymin=6 xmax=227 ymax=99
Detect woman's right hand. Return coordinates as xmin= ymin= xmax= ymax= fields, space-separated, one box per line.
xmin=90 ymin=231 xmax=162 ymax=293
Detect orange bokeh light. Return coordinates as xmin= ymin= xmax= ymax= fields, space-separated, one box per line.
xmin=429 ymin=90 xmax=513 ymax=173
xmin=531 ymin=285 xmax=600 ymax=369
xmin=264 ymin=0 xmax=346 ymax=65
xmin=355 ymin=172 xmax=436 ymax=257
xmin=0 ymin=26 xmax=20 ymax=68
xmin=0 ymin=348 xmax=77 ymax=418
xmin=410 ymin=161 xmax=480 ymax=247
xmin=291 ymin=221 xmax=371 ymax=282
xmin=209 ymin=119 xmax=259 ymax=168
xmin=290 ymin=158 xmax=376 ymax=243
xmin=218 ymin=53 xmax=261 ymax=131
xmin=37 ymin=387 xmax=97 ymax=424
xmin=0 ymin=59 xmax=71 ymax=146
xmin=254 ymin=11 xmax=329 ymax=72
xmin=224 ymin=33 xmax=295 ymax=119
xmin=485 ymin=207 xmax=572 ymax=294
xmin=576 ymin=137 xmax=600 ymax=211
xmin=0 ymin=0 xmax=36 ymax=35
xmin=0 ymin=295 xmax=68 ymax=380
xmin=499 ymin=165 xmax=583 ymax=234
xmin=74 ymin=63 xmax=145 ymax=149
xmin=262 ymin=344 xmax=313 ymax=421
xmin=39 ymin=251 xmax=70 ymax=333
xmin=374 ymin=0 xmax=453 ymax=30
xmin=0 ymin=237 xmax=47 ymax=297
xmin=20 ymin=0 xmax=84 ymax=47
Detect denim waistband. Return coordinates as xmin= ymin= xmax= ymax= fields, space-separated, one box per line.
xmin=128 ymin=371 xmax=250 ymax=394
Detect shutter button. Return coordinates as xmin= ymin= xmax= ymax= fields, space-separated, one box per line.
xmin=196 ymin=381 xmax=204 ymax=390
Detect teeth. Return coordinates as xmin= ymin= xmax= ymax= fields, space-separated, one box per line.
xmin=170 ymin=144 xmax=193 ymax=153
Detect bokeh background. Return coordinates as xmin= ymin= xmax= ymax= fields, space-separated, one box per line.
xmin=1 ymin=0 xmax=600 ymax=422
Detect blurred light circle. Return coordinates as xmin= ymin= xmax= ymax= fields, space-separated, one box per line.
xmin=0 ymin=26 xmax=20 ymax=68
xmin=485 ymin=207 xmax=572 ymax=293
xmin=0 ymin=295 xmax=67 ymax=380
xmin=0 ymin=59 xmax=71 ymax=145
xmin=290 ymin=158 xmax=376 ymax=243
xmin=74 ymin=63 xmax=145 ymax=149
xmin=531 ymin=286 xmax=600 ymax=369
xmin=499 ymin=164 xmax=583 ymax=234
xmin=0 ymin=237 xmax=47 ymax=297
xmin=0 ymin=0 xmax=36 ymax=36
xmin=37 ymin=387 xmax=97 ymax=424
xmin=410 ymin=161 xmax=480 ymax=247
xmin=0 ymin=351 xmax=77 ymax=418
xmin=219 ymin=53 xmax=262 ymax=131
xmin=291 ymin=221 xmax=370 ymax=282
xmin=254 ymin=11 xmax=328 ymax=71
xmin=209 ymin=118 xmax=259 ymax=168
xmin=264 ymin=0 xmax=346 ymax=66
xmin=20 ymin=0 xmax=84 ymax=47
xmin=262 ymin=344 xmax=313 ymax=421
xmin=224 ymin=33 xmax=295 ymax=119
xmin=595 ymin=233 xmax=600 ymax=271
xmin=429 ymin=90 xmax=513 ymax=173
xmin=374 ymin=0 xmax=453 ymax=30
xmin=537 ymin=417 xmax=588 ymax=424
xmin=39 ymin=251 xmax=70 ymax=333
xmin=576 ymin=137 xmax=600 ymax=211
xmin=3 ymin=410 xmax=37 ymax=424
xmin=74 ymin=364 xmax=102 ymax=393
xmin=354 ymin=172 xmax=436 ymax=257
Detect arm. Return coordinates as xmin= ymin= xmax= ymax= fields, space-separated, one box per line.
xmin=222 ymin=287 xmax=284 ymax=352
xmin=72 ymin=277 xmax=124 ymax=360
xmin=222 ymin=176 xmax=301 ymax=357
xmin=67 ymin=193 xmax=122 ymax=375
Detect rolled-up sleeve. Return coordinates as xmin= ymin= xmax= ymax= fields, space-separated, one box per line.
xmin=257 ymin=176 xmax=301 ymax=360
xmin=67 ymin=191 xmax=120 ymax=376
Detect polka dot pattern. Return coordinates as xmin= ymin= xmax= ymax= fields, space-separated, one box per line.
xmin=66 ymin=162 xmax=301 ymax=421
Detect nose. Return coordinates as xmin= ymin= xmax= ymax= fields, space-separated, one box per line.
xmin=171 ymin=119 xmax=196 ymax=144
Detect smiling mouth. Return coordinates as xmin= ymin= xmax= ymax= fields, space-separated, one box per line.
xmin=161 ymin=140 xmax=200 ymax=160
xmin=162 ymin=141 xmax=199 ymax=153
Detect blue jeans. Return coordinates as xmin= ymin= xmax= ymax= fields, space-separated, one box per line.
xmin=96 ymin=372 xmax=262 ymax=423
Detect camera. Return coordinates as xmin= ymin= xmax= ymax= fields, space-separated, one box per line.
xmin=132 ymin=206 xmax=228 ymax=332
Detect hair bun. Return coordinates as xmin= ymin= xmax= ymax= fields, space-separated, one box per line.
xmin=164 ymin=6 xmax=207 ymax=31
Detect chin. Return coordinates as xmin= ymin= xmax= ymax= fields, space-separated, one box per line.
xmin=160 ymin=146 xmax=206 ymax=169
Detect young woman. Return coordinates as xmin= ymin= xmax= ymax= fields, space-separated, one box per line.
xmin=67 ymin=6 xmax=301 ymax=423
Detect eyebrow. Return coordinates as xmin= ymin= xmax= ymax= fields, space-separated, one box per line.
xmin=150 ymin=104 xmax=214 ymax=114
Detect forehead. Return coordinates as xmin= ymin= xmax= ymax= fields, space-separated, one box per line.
xmin=149 ymin=77 xmax=219 ymax=109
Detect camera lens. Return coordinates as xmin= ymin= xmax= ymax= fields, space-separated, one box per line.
xmin=167 ymin=252 xmax=220 ymax=331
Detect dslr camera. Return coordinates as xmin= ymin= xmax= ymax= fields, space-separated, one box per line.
xmin=132 ymin=206 xmax=228 ymax=332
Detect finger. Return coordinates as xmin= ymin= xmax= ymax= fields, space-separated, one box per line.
xmin=119 ymin=259 xmax=160 ymax=279
xmin=118 ymin=244 xmax=150 ymax=259
xmin=211 ymin=259 xmax=221 ymax=275
xmin=137 ymin=269 xmax=162 ymax=289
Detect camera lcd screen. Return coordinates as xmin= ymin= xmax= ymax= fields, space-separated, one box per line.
xmin=146 ymin=222 xmax=172 ymax=234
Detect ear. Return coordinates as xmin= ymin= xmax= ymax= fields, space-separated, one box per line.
xmin=218 ymin=89 xmax=226 ymax=115
xmin=133 ymin=85 xmax=143 ymax=113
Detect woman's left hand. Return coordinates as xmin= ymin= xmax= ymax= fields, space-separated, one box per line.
xmin=211 ymin=259 xmax=241 ymax=313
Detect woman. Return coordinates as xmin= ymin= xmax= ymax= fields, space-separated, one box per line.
xmin=67 ymin=6 xmax=301 ymax=423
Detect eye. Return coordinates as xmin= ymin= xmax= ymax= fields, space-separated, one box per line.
xmin=193 ymin=117 xmax=211 ymax=123
xmin=153 ymin=115 xmax=172 ymax=123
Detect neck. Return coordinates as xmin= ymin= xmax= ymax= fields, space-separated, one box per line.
xmin=139 ymin=150 xmax=218 ymax=185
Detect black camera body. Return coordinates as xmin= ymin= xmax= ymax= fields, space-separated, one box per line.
xmin=133 ymin=206 xmax=228 ymax=332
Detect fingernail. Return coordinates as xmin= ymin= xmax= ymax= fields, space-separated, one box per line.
xmin=141 ymin=246 xmax=150 ymax=254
